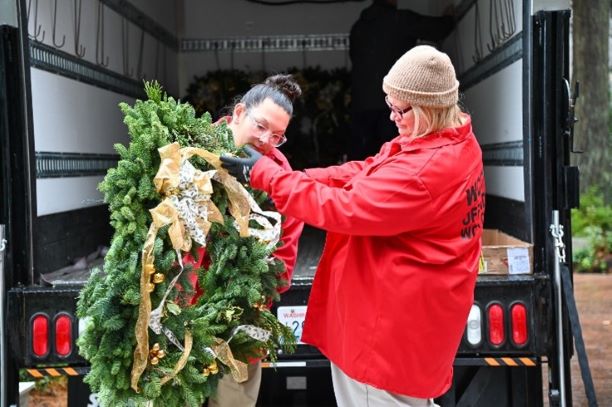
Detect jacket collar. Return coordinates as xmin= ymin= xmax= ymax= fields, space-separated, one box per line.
xmin=395 ymin=114 xmax=473 ymax=151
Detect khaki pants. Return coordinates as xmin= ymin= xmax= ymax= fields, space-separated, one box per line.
xmin=331 ymin=363 xmax=440 ymax=407
xmin=208 ymin=361 xmax=262 ymax=407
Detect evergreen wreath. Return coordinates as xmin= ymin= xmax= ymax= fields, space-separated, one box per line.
xmin=76 ymin=82 xmax=295 ymax=406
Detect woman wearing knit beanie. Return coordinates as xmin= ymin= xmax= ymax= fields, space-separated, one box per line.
xmin=222 ymin=45 xmax=485 ymax=407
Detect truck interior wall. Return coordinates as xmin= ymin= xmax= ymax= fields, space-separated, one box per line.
xmin=442 ymin=0 xmax=529 ymax=242
xmin=127 ymin=0 xmax=177 ymax=35
xmin=178 ymin=0 xmax=363 ymax=92
xmin=177 ymin=0 xmax=446 ymax=93
xmin=460 ymin=59 xmax=524 ymax=204
xmin=24 ymin=0 xmax=179 ymax=95
xmin=30 ymin=67 xmax=130 ymax=275
xmin=0 ymin=0 xmax=17 ymax=25
xmin=31 ymin=70 xmax=130 ymax=215
xmin=442 ymin=0 xmax=523 ymax=73
xmin=26 ymin=0 xmax=178 ymax=275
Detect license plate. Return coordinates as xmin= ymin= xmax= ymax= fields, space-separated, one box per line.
xmin=277 ymin=306 xmax=307 ymax=344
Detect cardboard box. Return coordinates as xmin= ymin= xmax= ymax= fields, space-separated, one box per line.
xmin=480 ymin=229 xmax=533 ymax=275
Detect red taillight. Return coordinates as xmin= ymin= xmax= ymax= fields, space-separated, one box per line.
xmin=511 ymin=303 xmax=528 ymax=346
xmin=55 ymin=314 xmax=73 ymax=357
xmin=32 ymin=314 xmax=49 ymax=357
xmin=487 ymin=304 xmax=505 ymax=346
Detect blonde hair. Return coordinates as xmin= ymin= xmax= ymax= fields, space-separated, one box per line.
xmin=409 ymin=104 xmax=464 ymax=139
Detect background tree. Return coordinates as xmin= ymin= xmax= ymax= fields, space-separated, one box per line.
xmin=572 ymin=0 xmax=611 ymax=200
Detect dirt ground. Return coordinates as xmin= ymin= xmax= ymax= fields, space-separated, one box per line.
xmin=27 ymin=377 xmax=67 ymax=407
xmin=25 ymin=274 xmax=611 ymax=406
xmin=566 ymin=273 xmax=612 ymax=407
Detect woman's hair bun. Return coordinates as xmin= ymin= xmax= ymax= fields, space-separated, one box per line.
xmin=265 ymin=74 xmax=302 ymax=103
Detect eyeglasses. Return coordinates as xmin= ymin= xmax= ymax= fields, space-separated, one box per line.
xmin=385 ymin=96 xmax=412 ymax=119
xmin=246 ymin=112 xmax=287 ymax=147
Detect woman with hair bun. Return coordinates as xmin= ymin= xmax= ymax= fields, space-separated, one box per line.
xmin=222 ymin=46 xmax=485 ymax=406
xmin=186 ymin=74 xmax=304 ymax=407
xmin=220 ymin=75 xmax=304 ymax=305
xmin=224 ymin=74 xmax=302 ymax=155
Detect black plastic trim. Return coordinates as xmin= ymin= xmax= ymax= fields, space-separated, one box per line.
xmin=29 ymin=41 xmax=145 ymax=99
xmin=36 ymin=151 xmax=118 ymax=178
xmin=482 ymin=141 xmax=524 ymax=166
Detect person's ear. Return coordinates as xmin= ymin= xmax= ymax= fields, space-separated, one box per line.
xmin=233 ymin=103 xmax=246 ymax=124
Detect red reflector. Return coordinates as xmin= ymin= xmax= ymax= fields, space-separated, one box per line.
xmin=488 ymin=304 xmax=505 ymax=346
xmin=511 ymin=303 xmax=528 ymax=346
xmin=55 ymin=314 xmax=73 ymax=357
xmin=32 ymin=314 xmax=49 ymax=357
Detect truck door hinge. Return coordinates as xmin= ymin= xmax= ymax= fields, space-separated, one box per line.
xmin=550 ymin=222 xmax=566 ymax=264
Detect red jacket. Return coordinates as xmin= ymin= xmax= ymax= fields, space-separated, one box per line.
xmin=250 ymin=115 xmax=484 ymax=398
xmin=260 ymin=148 xmax=304 ymax=293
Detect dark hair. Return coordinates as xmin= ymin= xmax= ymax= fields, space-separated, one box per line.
xmin=240 ymin=74 xmax=302 ymax=116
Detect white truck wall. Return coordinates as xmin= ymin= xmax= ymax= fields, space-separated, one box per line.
xmin=29 ymin=0 xmax=178 ymax=216
xmin=442 ymin=0 xmax=525 ymax=203
xmin=128 ymin=0 xmax=177 ymax=34
xmin=464 ymin=61 xmax=525 ymax=201
xmin=31 ymin=70 xmax=131 ymax=215
xmin=532 ymin=0 xmax=570 ymax=12
xmin=0 ymin=0 xmax=17 ymax=26
xmin=26 ymin=0 xmax=179 ymax=92
xmin=443 ymin=0 xmax=523 ymax=76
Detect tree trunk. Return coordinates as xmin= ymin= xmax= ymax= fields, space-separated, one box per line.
xmin=572 ymin=0 xmax=611 ymax=198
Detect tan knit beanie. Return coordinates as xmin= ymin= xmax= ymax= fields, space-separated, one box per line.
xmin=382 ymin=45 xmax=459 ymax=108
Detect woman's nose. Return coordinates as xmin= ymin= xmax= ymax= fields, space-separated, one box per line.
xmin=257 ymin=133 xmax=269 ymax=143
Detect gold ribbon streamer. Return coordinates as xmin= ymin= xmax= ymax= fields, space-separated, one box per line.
xmin=131 ymin=223 xmax=158 ymax=392
xmin=212 ymin=338 xmax=249 ymax=383
xmin=159 ymin=330 xmax=194 ymax=386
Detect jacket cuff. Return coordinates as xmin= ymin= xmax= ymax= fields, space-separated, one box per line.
xmin=251 ymin=156 xmax=283 ymax=191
